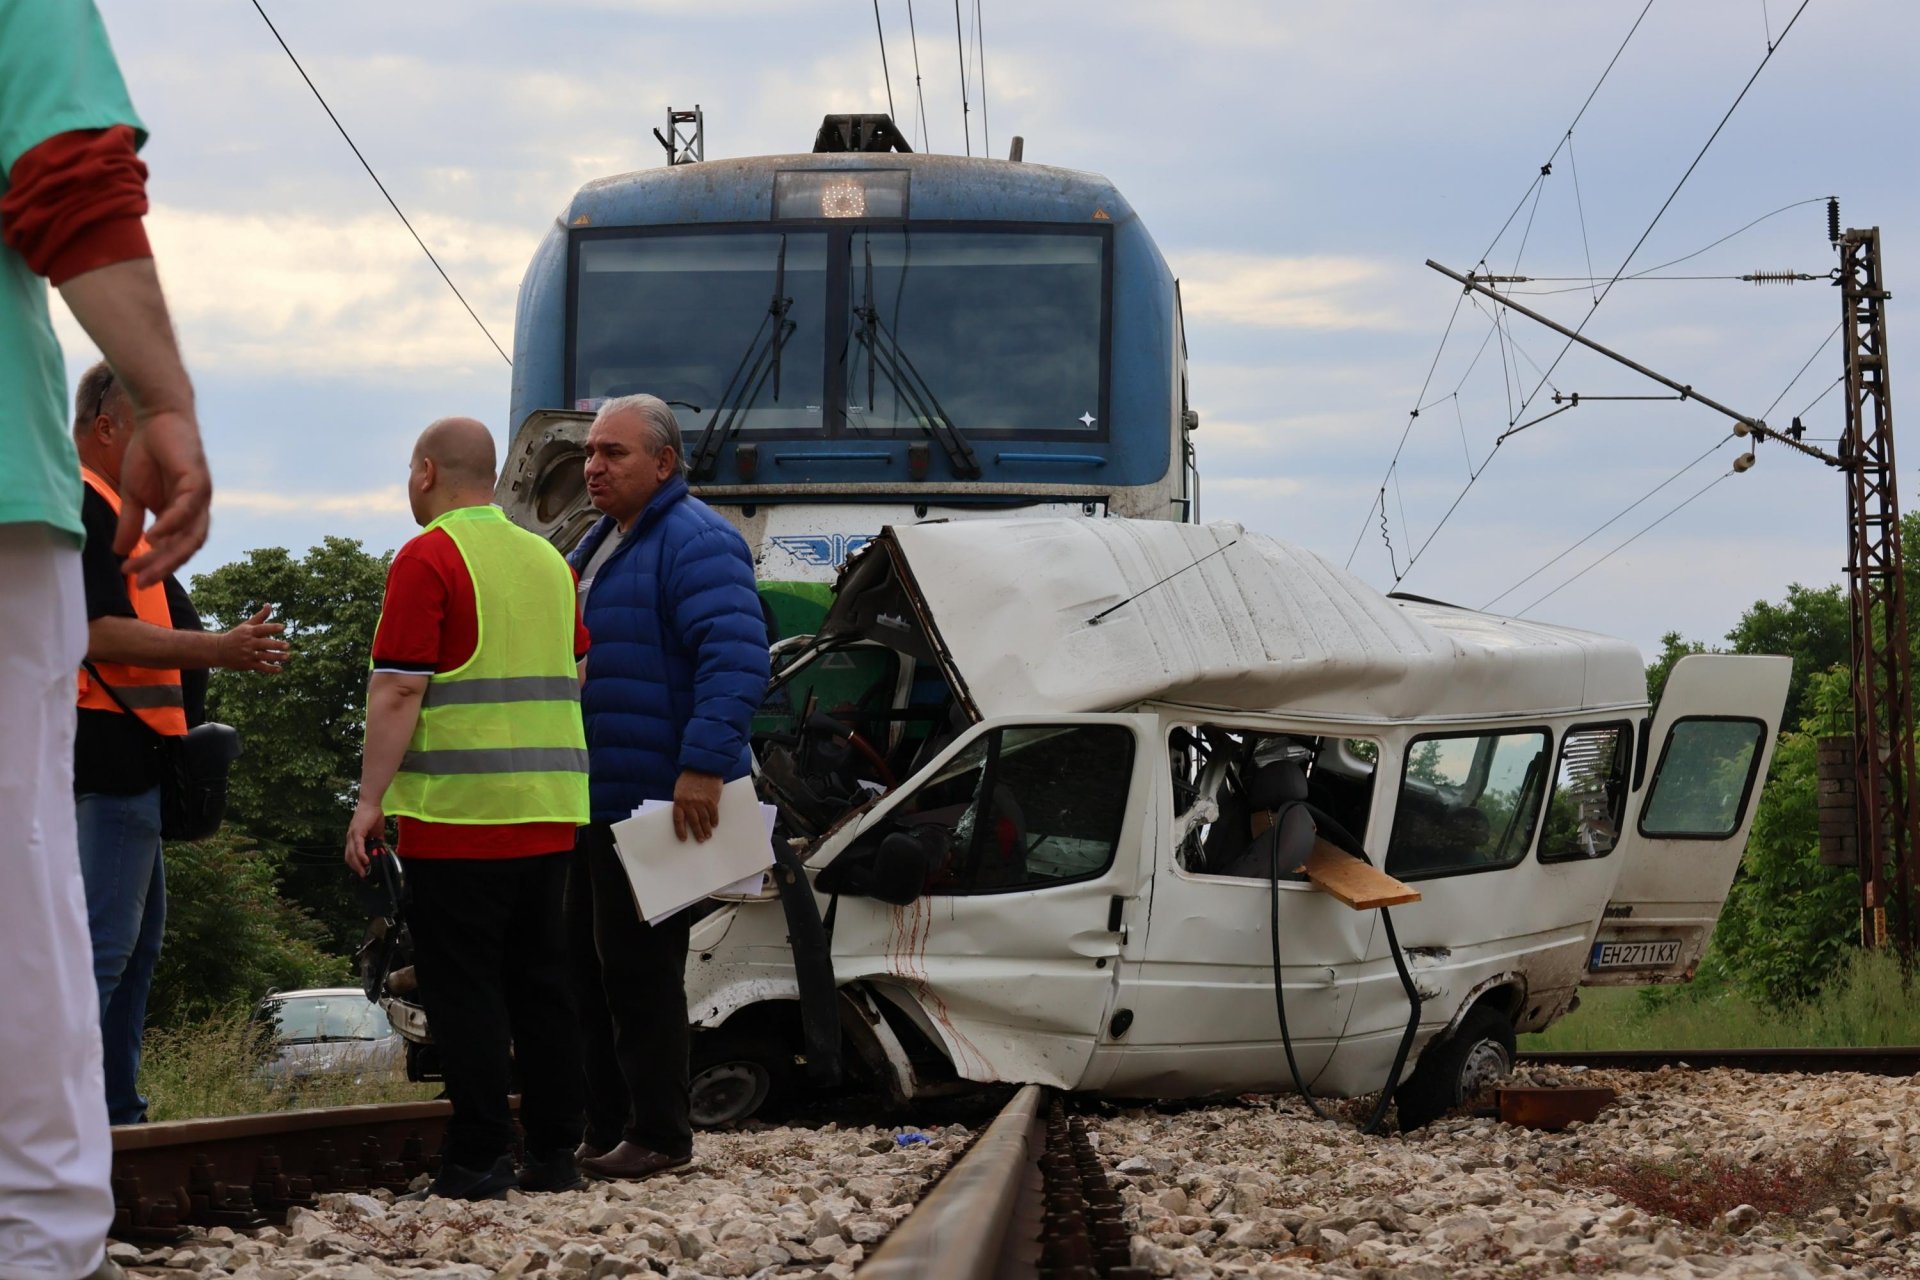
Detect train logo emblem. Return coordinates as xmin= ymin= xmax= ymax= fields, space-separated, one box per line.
xmin=770 ymin=533 xmax=875 ymax=567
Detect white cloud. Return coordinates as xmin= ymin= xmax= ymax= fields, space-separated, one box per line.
xmin=54 ymin=203 xmax=532 ymax=377
xmin=216 ymin=487 xmax=411 ymax=517
xmin=1176 ymin=252 xmax=1407 ymax=331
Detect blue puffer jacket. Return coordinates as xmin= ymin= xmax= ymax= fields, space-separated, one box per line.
xmin=570 ymin=474 xmax=770 ymax=821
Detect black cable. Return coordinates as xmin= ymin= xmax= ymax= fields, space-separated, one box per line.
xmin=1267 ymin=824 xmax=1421 ymax=1136
xmin=953 ymin=0 xmax=971 ymax=155
xmin=873 ymin=0 xmax=897 ymax=123
xmin=906 ymin=0 xmax=931 ymax=152
xmin=245 ymin=0 xmax=510 ymax=367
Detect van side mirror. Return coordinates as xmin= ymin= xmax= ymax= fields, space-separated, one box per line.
xmin=816 ymin=820 xmax=951 ymax=905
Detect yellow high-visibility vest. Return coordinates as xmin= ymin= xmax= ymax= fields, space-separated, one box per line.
xmin=380 ymin=505 xmax=589 ymax=825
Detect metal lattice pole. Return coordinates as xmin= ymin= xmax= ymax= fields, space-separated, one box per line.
xmin=1840 ymin=226 xmax=1920 ymax=958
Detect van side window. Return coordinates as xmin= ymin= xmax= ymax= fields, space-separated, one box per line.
xmin=1386 ymin=729 xmax=1551 ymax=879
xmin=1168 ymin=728 xmax=1376 ymax=877
xmin=912 ymin=724 xmax=1135 ymax=894
xmin=1539 ymin=723 xmax=1632 ymax=863
xmin=1639 ymin=717 xmax=1766 ymax=839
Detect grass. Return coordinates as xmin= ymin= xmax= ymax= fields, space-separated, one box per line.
xmin=138 ymin=1009 xmax=437 ymax=1122
xmin=1563 ymin=1138 xmax=1868 ymax=1229
xmin=1519 ymin=946 xmax=1920 ymax=1052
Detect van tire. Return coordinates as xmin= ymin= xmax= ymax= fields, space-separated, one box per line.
xmin=1395 ymin=1004 xmax=1515 ymax=1132
xmin=689 ymin=1030 xmax=793 ymax=1128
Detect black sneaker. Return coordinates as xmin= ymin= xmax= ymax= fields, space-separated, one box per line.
xmin=516 ymin=1148 xmax=585 ymax=1193
xmin=400 ymin=1154 xmax=518 ymax=1202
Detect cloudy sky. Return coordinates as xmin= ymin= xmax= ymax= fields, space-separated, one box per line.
xmin=64 ymin=0 xmax=1918 ymax=655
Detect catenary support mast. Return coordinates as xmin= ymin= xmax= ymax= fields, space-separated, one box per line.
xmin=1837 ymin=223 xmax=1920 ymax=957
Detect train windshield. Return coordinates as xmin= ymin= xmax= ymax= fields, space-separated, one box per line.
xmin=573 ymin=231 xmax=830 ymax=432
xmin=570 ymin=225 xmax=1108 ymax=439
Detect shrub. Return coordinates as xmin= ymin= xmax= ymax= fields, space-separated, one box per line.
xmin=152 ymin=830 xmax=348 ymax=1027
xmin=1565 ymin=1138 xmax=1868 ymax=1229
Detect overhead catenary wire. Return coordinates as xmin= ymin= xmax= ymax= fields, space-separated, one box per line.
xmin=1761 ymin=321 xmax=1843 ymax=421
xmin=953 ymin=0 xmax=971 ymax=156
xmin=1383 ymin=0 xmax=1816 ymax=590
xmin=1344 ymin=0 xmax=1658 ymax=571
xmin=873 ymin=0 xmax=898 ymax=123
xmin=245 ymin=0 xmax=509 ymax=366
xmin=1505 ymin=0 xmax=1817 ymax=426
xmin=1515 ymin=467 xmax=1737 ymax=618
xmin=974 ymin=0 xmax=990 ymax=157
xmin=906 ymin=0 xmax=931 ymax=151
xmin=1482 ymin=432 xmax=1734 ymax=611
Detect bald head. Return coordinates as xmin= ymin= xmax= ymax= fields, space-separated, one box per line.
xmin=415 ymin=417 xmax=497 ymax=486
xmin=407 ymin=417 xmax=498 ymax=525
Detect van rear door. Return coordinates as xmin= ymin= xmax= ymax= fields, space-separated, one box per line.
xmin=1584 ymin=654 xmax=1791 ymax=985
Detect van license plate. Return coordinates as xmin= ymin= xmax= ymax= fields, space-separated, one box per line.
xmin=1591 ymin=940 xmax=1682 ymax=969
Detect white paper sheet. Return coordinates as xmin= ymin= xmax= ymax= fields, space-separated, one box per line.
xmin=609 ymin=777 xmax=777 ymax=925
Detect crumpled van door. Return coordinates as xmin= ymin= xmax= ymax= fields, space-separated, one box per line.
xmin=1584 ymin=654 xmax=1791 ymax=984
xmin=815 ymin=712 xmax=1157 ymax=1090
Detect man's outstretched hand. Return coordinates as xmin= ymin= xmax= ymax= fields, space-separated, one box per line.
xmin=116 ymin=409 xmax=210 ymax=586
xmin=673 ymin=769 xmax=723 ymax=843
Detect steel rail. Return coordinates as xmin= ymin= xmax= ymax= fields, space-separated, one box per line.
xmin=1519 ymin=1046 xmax=1920 ymax=1076
xmin=110 ymin=1099 xmax=453 ymax=1240
xmin=859 ymin=1084 xmax=1046 ymax=1280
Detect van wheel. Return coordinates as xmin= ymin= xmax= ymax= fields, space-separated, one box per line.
xmin=689 ymin=1031 xmax=792 ymax=1128
xmin=1395 ymin=1004 xmax=1515 ymax=1132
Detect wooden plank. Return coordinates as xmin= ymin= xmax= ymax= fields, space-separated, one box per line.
xmin=1304 ymin=839 xmax=1421 ymax=910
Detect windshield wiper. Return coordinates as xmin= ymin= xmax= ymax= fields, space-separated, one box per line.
xmin=687 ymin=236 xmax=797 ymax=480
xmin=849 ymin=241 xmax=982 ymax=479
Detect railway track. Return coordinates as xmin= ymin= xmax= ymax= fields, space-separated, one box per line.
xmin=107 ymin=1046 xmax=1920 ymax=1273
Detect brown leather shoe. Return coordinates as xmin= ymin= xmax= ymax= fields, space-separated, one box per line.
xmin=578 ymin=1140 xmax=692 ymax=1180
xmin=574 ymin=1141 xmax=608 ymax=1163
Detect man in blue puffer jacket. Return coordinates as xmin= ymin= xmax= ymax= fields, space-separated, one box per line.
xmin=564 ymin=394 xmax=769 ymax=1181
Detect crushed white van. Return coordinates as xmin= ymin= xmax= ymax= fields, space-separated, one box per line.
xmin=686 ymin=516 xmax=1790 ymax=1130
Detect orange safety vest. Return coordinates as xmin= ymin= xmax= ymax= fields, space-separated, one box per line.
xmin=75 ymin=466 xmax=188 ymax=737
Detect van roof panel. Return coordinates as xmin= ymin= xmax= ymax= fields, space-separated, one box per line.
xmin=864 ymin=518 xmax=1647 ymax=722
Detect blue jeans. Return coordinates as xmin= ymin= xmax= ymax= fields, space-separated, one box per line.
xmin=76 ymin=786 xmax=166 ymax=1125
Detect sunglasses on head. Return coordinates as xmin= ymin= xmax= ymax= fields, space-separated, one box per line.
xmin=91 ymin=370 xmax=116 ymax=426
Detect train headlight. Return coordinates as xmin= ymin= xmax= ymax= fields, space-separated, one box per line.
xmin=773 ymin=170 xmax=909 ymax=220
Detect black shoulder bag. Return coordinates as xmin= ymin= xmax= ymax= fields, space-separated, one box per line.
xmin=81 ymin=660 xmax=242 ymax=842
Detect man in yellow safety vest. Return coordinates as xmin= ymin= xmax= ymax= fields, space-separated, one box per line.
xmin=345 ymin=417 xmax=592 ymax=1200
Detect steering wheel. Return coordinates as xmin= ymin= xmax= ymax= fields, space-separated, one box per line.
xmin=803 ymin=712 xmax=897 ymax=790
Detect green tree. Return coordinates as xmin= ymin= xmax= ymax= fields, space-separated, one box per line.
xmin=1724 ymin=582 xmax=1849 ymax=729
xmin=153 ymin=831 xmax=349 ymax=1024
xmin=1708 ymin=670 xmax=1860 ymax=1006
xmin=1645 ymin=630 xmax=1712 ymax=708
xmin=190 ymin=538 xmax=391 ymax=947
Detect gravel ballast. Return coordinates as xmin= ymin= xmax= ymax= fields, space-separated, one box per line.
xmin=107 ymin=1066 xmax=1920 ymax=1279
xmin=1094 ymin=1064 xmax=1920 ymax=1278
xmin=109 ymin=1121 xmax=963 ymax=1280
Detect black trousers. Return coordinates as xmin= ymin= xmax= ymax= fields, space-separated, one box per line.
xmin=566 ymin=823 xmax=694 ymax=1160
xmin=406 ymin=851 xmax=584 ymax=1170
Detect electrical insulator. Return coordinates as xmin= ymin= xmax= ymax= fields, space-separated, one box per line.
xmin=1734 ymin=421 xmax=1751 ymax=436
xmin=1741 ymin=270 xmax=1812 ymax=285
xmin=1829 ymin=197 xmax=1842 ymax=245
xmin=1733 ymin=452 xmax=1756 ymax=473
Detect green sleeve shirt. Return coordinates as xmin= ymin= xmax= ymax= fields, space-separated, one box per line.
xmin=0 ymin=0 xmax=146 ymax=540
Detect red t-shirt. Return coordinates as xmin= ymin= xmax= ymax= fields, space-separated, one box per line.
xmin=371 ymin=525 xmax=591 ymax=859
